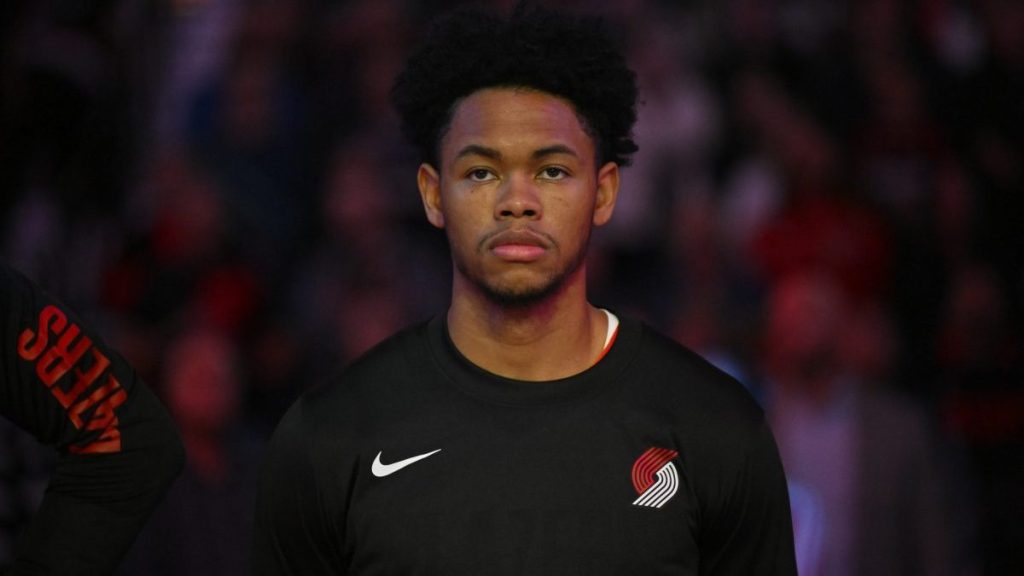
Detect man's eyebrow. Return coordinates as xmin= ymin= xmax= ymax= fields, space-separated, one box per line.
xmin=455 ymin=145 xmax=502 ymax=161
xmin=532 ymin=144 xmax=579 ymax=159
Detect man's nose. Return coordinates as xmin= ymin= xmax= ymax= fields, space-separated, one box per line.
xmin=495 ymin=173 xmax=542 ymax=220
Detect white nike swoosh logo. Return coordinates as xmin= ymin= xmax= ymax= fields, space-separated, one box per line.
xmin=371 ymin=449 xmax=442 ymax=477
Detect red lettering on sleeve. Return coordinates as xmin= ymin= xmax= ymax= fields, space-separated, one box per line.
xmin=68 ymin=374 xmax=121 ymax=429
xmin=70 ymin=427 xmax=122 ymax=454
xmin=36 ymin=325 xmax=91 ymax=388
xmin=15 ymin=304 xmax=127 ymax=454
xmin=68 ymin=375 xmax=127 ymax=454
xmin=52 ymin=347 xmax=111 ymax=410
xmin=17 ymin=305 xmax=68 ymax=362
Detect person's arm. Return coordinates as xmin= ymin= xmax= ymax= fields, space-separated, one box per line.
xmin=252 ymin=399 xmax=346 ymax=575
xmin=699 ymin=420 xmax=798 ymax=576
xmin=0 ymin=263 xmax=184 ymax=575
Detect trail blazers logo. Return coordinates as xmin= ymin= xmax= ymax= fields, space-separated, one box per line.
xmin=631 ymin=447 xmax=680 ymax=508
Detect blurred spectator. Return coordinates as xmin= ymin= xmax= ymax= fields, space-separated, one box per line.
xmin=290 ymin=135 xmax=447 ymax=371
xmin=938 ymin=264 xmax=1024 ymax=573
xmin=762 ymin=273 xmax=962 ymax=576
xmin=120 ymin=326 xmax=261 ymax=576
xmin=736 ymin=69 xmax=892 ymax=305
xmin=850 ymin=49 xmax=962 ymax=388
xmin=0 ymin=1 xmax=138 ymax=310
xmin=610 ymin=5 xmax=721 ymax=251
xmin=312 ymin=0 xmax=413 ymax=137
xmin=101 ymin=150 xmax=261 ymax=382
xmin=150 ymin=0 xmax=245 ymax=150
xmin=595 ymin=4 xmax=722 ymax=325
xmin=185 ymin=0 xmax=314 ymax=291
xmin=664 ymin=189 xmax=764 ymax=398
xmin=959 ymin=0 xmax=1024 ymax=325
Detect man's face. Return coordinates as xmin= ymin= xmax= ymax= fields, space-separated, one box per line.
xmin=418 ymin=88 xmax=619 ymax=306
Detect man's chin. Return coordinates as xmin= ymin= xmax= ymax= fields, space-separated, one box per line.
xmin=456 ymin=251 xmax=586 ymax=309
xmin=478 ymin=280 xmax=560 ymax=308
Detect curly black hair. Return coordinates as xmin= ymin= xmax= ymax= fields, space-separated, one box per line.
xmin=390 ymin=3 xmax=638 ymax=168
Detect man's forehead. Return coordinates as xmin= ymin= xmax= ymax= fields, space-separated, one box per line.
xmin=440 ymin=88 xmax=596 ymax=162
xmin=453 ymin=143 xmax=581 ymax=162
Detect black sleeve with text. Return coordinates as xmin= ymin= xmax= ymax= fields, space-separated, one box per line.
xmin=0 ymin=263 xmax=184 ymax=576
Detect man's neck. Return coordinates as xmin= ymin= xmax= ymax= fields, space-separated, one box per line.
xmin=446 ymin=274 xmax=608 ymax=381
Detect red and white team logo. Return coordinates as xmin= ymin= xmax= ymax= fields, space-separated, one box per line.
xmin=631 ymin=447 xmax=680 ymax=508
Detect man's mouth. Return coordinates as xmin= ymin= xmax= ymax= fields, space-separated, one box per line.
xmin=486 ymin=228 xmax=551 ymax=262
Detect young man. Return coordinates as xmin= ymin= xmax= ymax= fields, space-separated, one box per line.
xmin=0 ymin=262 xmax=184 ymax=575
xmin=254 ymin=5 xmax=796 ymax=575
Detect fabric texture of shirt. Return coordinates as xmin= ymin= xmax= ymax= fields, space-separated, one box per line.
xmin=253 ymin=315 xmax=796 ymax=575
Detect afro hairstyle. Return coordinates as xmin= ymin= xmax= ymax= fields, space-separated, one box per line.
xmin=390 ymin=3 xmax=639 ymax=169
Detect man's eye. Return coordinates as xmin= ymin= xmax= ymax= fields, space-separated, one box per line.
xmin=540 ymin=167 xmax=568 ymax=180
xmin=468 ymin=169 xmax=495 ymax=182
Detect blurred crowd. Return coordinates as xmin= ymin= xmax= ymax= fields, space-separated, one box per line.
xmin=0 ymin=0 xmax=1021 ymax=574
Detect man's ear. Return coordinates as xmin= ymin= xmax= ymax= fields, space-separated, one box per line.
xmin=592 ymin=161 xmax=619 ymax=227
xmin=418 ymin=163 xmax=445 ymax=228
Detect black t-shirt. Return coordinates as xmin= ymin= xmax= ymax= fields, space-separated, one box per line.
xmin=254 ymin=315 xmax=796 ymax=575
xmin=0 ymin=263 xmax=183 ymax=575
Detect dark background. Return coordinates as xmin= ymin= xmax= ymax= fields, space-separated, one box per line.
xmin=1 ymin=0 xmax=1020 ymax=574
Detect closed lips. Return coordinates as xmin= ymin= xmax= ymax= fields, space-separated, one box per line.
xmin=485 ymin=228 xmax=552 ymax=250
